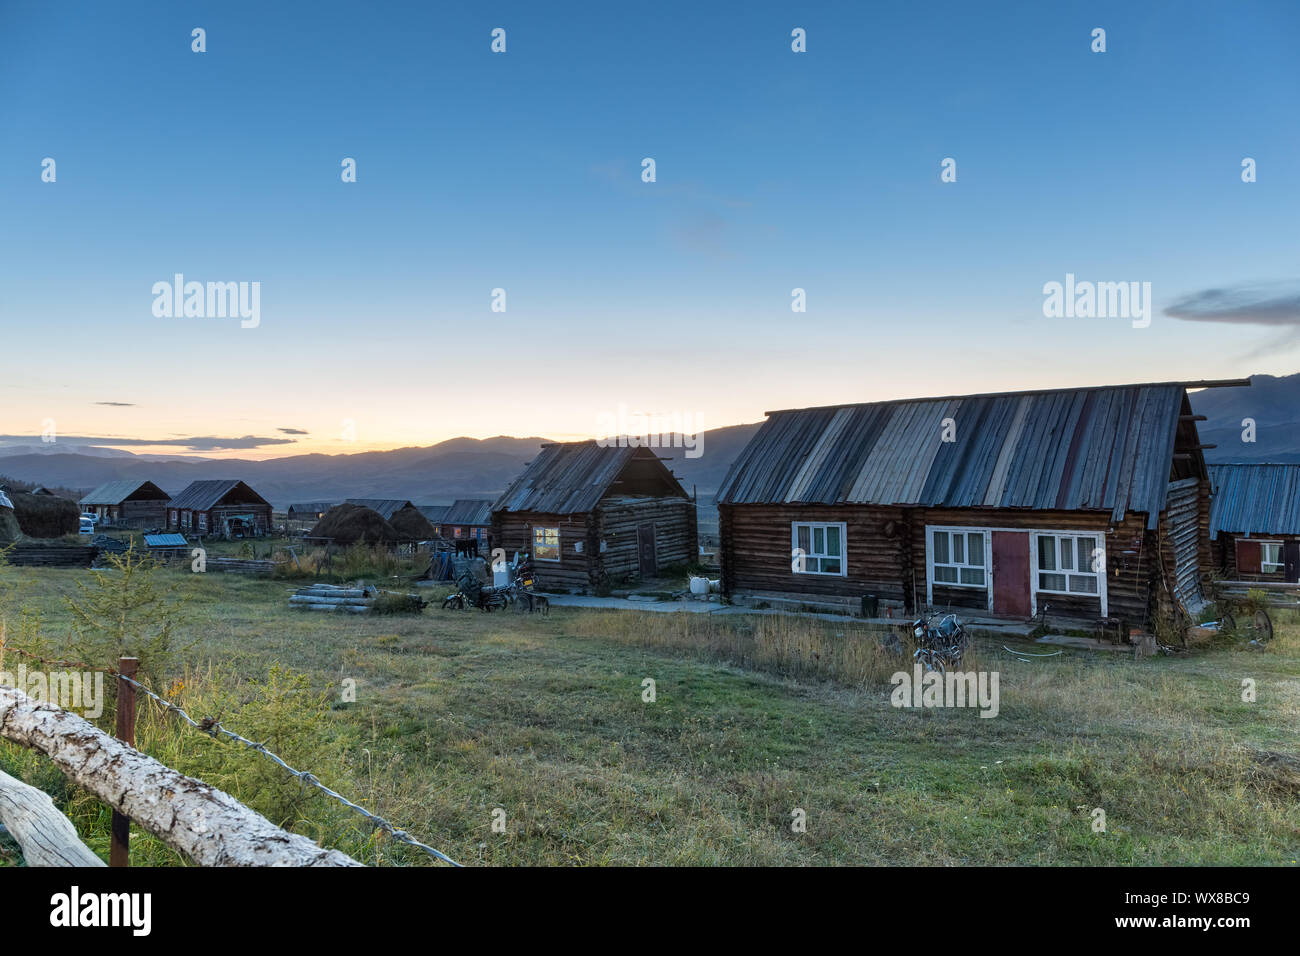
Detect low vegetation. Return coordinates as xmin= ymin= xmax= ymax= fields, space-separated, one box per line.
xmin=1 ymin=560 xmax=1297 ymax=865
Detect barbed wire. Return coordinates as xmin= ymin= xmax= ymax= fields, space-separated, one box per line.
xmin=118 ymin=674 xmax=462 ymax=867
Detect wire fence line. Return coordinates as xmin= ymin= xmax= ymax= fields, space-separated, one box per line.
xmin=118 ymin=674 xmax=462 ymax=867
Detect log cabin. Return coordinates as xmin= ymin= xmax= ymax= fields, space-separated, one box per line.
xmin=79 ymin=480 xmax=171 ymax=528
xmin=166 ymin=480 xmax=273 ymax=537
xmin=441 ymin=499 xmax=493 ymax=545
xmin=491 ymin=441 xmax=698 ymax=592
xmin=1208 ymin=463 xmax=1300 ymax=583
xmin=716 ymin=380 xmax=1247 ymax=630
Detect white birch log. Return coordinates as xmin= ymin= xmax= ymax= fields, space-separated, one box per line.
xmin=0 ymin=685 xmax=361 ymax=866
xmin=0 ymin=767 xmax=105 ymax=866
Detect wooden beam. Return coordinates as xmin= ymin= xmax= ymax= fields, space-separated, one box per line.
xmin=0 ymin=767 xmax=104 ymax=866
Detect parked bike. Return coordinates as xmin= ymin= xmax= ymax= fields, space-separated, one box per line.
xmin=911 ymin=611 xmax=970 ymax=673
xmin=443 ymin=554 xmax=535 ymax=612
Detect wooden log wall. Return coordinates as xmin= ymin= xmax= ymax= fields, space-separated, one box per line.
xmin=718 ymin=503 xmax=908 ymax=604
xmin=492 ymin=510 xmax=594 ymax=591
xmin=721 ymin=502 xmax=1162 ymax=626
xmin=1157 ymin=477 xmax=1207 ymax=614
xmin=595 ymin=497 xmax=696 ymax=579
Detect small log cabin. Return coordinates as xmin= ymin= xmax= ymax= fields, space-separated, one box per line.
xmin=441 ymin=499 xmax=493 ymax=544
xmin=716 ymin=380 xmax=1247 ymax=629
xmin=166 ymin=480 xmax=273 ymax=537
xmin=417 ymin=505 xmax=449 ymax=537
xmin=1208 ymin=463 xmax=1300 ymax=583
xmin=491 ymin=442 xmax=698 ymax=591
xmin=79 ymin=480 xmax=171 ymax=527
xmin=286 ymin=502 xmax=335 ymax=521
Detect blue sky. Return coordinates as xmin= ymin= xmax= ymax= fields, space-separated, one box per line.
xmin=1 ymin=0 xmax=1297 ymax=456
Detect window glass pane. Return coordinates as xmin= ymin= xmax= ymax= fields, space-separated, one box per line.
xmin=1078 ymin=539 xmax=1093 ymax=572
xmin=813 ymin=526 xmax=824 ymax=555
xmin=1068 ymin=574 xmax=1098 ymax=594
xmin=534 ymin=527 xmax=560 ymax=560
xmin=1039 ymin=572 xmax=1066 ymax=591
xmin=953 ymin=534 xmax=965 ymax=563
xmin=967 ymin=533 xmax=984 ymax=566
xmin=825 ymin=525 xmax=841 ymax=557
xmin=1038 ymin=536 xmax=1056 ymax=571
xmin=934 ymin=565 xmax=958 ymax=584
xmin=821 ymin=557 xmax=841 ymax=575
xmin=959 ymin=567 xmax=985 ymax=586
xmin=1060 ymin=538 xmax=1074 ymax=570
xmin=797 ymin=525 xmax=810 ymax=553
xmin=933 ymin=532 xmax=950 ymax=564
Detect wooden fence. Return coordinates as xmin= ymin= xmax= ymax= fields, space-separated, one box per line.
xmin=0 ymin=656 xmax=359 ymax=867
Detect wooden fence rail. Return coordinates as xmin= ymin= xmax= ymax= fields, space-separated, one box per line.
xmin=0 ymin=679 xmax=360 ymax=867
xmin=0 ymin=767 xmax=104 ymax=866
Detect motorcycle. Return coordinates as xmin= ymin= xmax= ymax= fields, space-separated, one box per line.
xmin=443 ymin=554 xmax=535 ymax=612
xmin=910 ymin=611 xmax=970 ymax=673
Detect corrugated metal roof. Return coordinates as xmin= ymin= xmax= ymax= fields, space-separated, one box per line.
xmin=287 ymin=501 xmax=335 ymax=516
xmin=492 ymin=442 xmax=689 ymax=515
xmin=81 ymin=480 xmax=170 ymax=506
xmin=716 ymin=384 xmax=1196 ymax=529
xmin=144 ymin=533 xmax=188 ymax=548
xmin=167 ymin=480 xmax=268 ymax=511
xmin=417 ymin=505 xmax=449 ymax=522
xmin=344 ymin=498 xmax=415 ymax=521
xmin=1208 ymin=463 xmax=1300 ymax=538
xmin=442 ymin=498 xmax=494 ymax=526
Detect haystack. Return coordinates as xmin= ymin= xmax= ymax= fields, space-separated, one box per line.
xmin=9 ymin=491 xmax=79 ymax=538
xmin=387 ymin=506 xmax=436 ymax=541
xmin=309 ymin=503 xmax=399 ymax=546
xmin=0 ymin=492 xmax=21 ymax=544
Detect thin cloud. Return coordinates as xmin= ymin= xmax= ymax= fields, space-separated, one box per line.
xmin=94 ymin=401 xmax=135 ymax=407
xmin=0 ymin=434 xmax=297 ymax=451
xmin=1164 ymin=281 xmax=1300 ymax=326
xmin=278 ymin=427 xmax=309 ymax=435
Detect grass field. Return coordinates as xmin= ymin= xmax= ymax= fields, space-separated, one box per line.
xmin=1 ymin=562 xmax=1298 ymax=866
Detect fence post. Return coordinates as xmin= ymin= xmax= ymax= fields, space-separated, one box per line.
xmin=110 ymin=656 xmax=139 ymax=867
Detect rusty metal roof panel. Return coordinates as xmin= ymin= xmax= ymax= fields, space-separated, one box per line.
xmin=716 ymin=384 xmax=1194 ymax=526
xmin=1208 ymin=463 xmax=1300 ymax=538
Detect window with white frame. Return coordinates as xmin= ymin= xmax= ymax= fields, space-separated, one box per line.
xmin=1035 ymin=533 xmax=1101 ymax=595
xmin=1261 ymin=541 xmax=1284 ymax=573
xmin=533 ymin=526 xmax=561 ymax=561
xmin=791 ymin=522 xmax=846 ymax=575
xmin=931 ymin=529 xmax=986 ymax=587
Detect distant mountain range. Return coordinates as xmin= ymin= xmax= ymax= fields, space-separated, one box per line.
xmin=1189 ymin=373 xmax=1300 ymax=463
xmin=0 ymin=426 xmax=763 ymax=509
xmin=1 ymin=374 xmax=1295 ymax=508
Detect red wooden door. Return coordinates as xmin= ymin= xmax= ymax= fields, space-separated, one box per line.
xmin=991 ymin=531 xmax=1031 ymax=618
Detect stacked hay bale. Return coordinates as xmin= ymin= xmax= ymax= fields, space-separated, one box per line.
xmin=386 ymin=506 xmax=436 ymax=541
xmin=9 ymin=491 xmax=79 ymax=538
xmin=309 ymin=503 xmax=399 ymax=546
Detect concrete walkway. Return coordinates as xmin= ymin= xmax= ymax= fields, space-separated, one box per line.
xmin=540 ymin=592 xmax=1054 ymax=640
xmin=541 ymin=592 xmax=902 ymax=625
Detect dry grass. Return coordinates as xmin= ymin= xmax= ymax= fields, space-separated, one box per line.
xmin=1 ymin=566 xmax=1297 ymax=866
